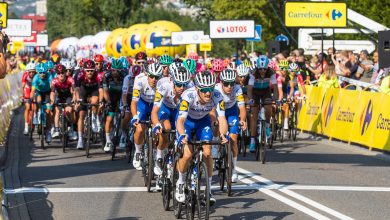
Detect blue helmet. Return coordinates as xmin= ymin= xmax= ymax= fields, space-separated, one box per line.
xmin=119 ymin=56 xmax=129 ymax=69
xmin=36 ymin=63 xmax=47 ymax=73
xmin=257 ymin=55 xmax=269 ymax=69
xmin=45 ymin=60 xmax=54 ymax=69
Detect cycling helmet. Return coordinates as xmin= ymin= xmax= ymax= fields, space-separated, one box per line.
xmin=45 ymin=60 xmax=55 ymax=70
xmin=93 ymin=54 xmax=104 ymax=63
xmin=61 ymin=59 xmax=73 ymax=70
xmin=183 ymin=59 xmax=197 ymax=75
xmin=243 ymin=59 xmax=251 ymax=68
xmin=220 ymin=69 xmax=237 ymax=82
xmin=268 ymin=60 xmax=278 ymax=71
xmin=135 ymin=52 xmax=147 ymax=61
xmin=195 ymin=70 xmax=216 ymax=88
xmin=236 ymin=64 xmax=250 ymax=77
xmin=227 ymin=61 xmax=237 ymax=70
xmin=172 ymin=66 xmax=191 ymax=84
xmin=26 ymin=62 xmax=36 ymax=71
xmin=278 ymin=60 xmax=289 ymax=70
xmin=111 ymin=58 xmax=123 ymax=70
xmin=187 ymin=52 xmax=199 ymax=61
xmin=119 ymin=56 xmax=129 ymax=69
xmin=147 ymin=63 xmax=163 ymax=77
xmin=55 ymin=64 xmax=66 ymax=74
xmin=104 ymin=62 xmax=111 ymax=71
xmin=223 ymin=59 xmax=231 ymax=68
xmin=36 ymin=63 xmax=47 ymax=73
xmin=169 ymin=62 xmax=183 ymax=76
xmin=130 ymin=65 xmax=142 ymax=77
xmin=83 ymin=60 xmax=95 ymax=70
xmin=257 ymin=55 xmax=269 ymax=69
xmin=147 ymin=57 xmax=158 ymax=65
xmin=51 ymin=54 xmax=61 ymax=64
xmin=212 ymin=59 xmax=225 ymax=72
xmin=288 ymin=62 xmax=300 ymax=72
xmin=159 ymin=54 xmax=173 ymax=66
xmin=173 ymin=58 xmax=183 ymax=63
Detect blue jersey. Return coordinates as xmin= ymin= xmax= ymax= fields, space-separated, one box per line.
xmin=32 ymin=74 xmax=53 ymax=92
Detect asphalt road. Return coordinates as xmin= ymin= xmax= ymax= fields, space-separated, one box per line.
xmin=3 ymin=109 xmax=390 ymax=220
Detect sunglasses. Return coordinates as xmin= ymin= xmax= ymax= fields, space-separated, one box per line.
xmin=136 ymin=61 xmax=146 ymax=65
xmin=86 ymin=70 xmax=94 ymax=73
xmin=239 ymin=75 xmax=247 ymax=79
xmin=174 ymin=81 xmax=188 ymax=88
xmin=223 ymin=81 xmax=235 ymax=87
xmin=66 ymin=69 xmax=72 ymax=71
xmin=258 ymin=68 xmax=267 ymax=71
xmin=28 ymin=71 xmax=36 ymax=74
xmin=199 ymin=87 xmax=214 ymax=93
xmin=149 ymin=75 xmax=161 ymax=80
xmin=162 ymin=65 xmax=168 ymax=69
xmin=57 ymin=72 xmax=65 ymax=75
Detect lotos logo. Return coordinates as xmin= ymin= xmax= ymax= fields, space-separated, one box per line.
xmin=360 ymin=100 xmax=373 ymax=135
xmin=324 ymin=96 xmax=334 ymax=127
xmin=326 ymin=9 xmax=342 ymax=20
xmin=217 ymin=27 xmax=225 ymax=33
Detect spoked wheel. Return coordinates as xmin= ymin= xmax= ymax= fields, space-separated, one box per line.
xmin=111 ymin=114 xmax=121 ymax=160
xmin=292 ymin=109 xmax=298 ymax=141
xmin=259 ymin=121 xmax=267 ymax=164
xmin=161 ymin=153 xmax=172 ymax=211
xmin=62 ymin=116 xmax=68 ymax=153
xmin=85 ymin=115 xmax=92 ymax=158
xmin=218 ymin=147 xmax=225 ymax=191
xmin=185 ymin=170 xmax=196 ymax=220
xmin=218 ymin=167 xmax=225 ymax=191
xmin=226 ymin=143 xmax=233 ymax=196
xmin=268 ymin=117 xmax=275 ymax=149
xmin=126 ymin=129 xmax=134 ymax=163
xmin=173 ymin=155 xmax=183 ymax=219
xmin=146 ymin=131 xmax=155 ymax=192
xmin=40 ymin=117 xmax=45 ymax=149
xmin=196 ymin=162 xmax=210 ymax=219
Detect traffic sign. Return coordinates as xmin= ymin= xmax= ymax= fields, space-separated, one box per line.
xmin=246 ymin=25 xmax=262 ymax=42
xmin=0 ymin=2 xmax=8 ymax=28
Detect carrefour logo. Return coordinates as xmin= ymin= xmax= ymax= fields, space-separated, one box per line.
xmin=326 ymin=9 xmax=343 ymax=20
xmin=360 ymin=100 xmax=373 ymax=135
xmin=324 ymin=96 xmax=334 ymax=127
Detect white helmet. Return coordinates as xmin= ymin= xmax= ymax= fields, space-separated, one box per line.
xmin=236 ymin=64 xmax=249 ymax=77
xmin=227 ymin=61 xmax=237 ymax=70
xmin=172 ymin=66 xmax=191 ymax=84
xmin=169 ymin=62 xmax=183 ymax=76
xmin=220 ymin=69 xmax=237 ymax=82
xmin=195 ymin=70 xmax=216 ymax=88
xmin=147 ymin=63 xmax=163 ymax=77
xmin=61 ymin=59 xmax=73 ymax=70
xmin=249 ymin=58 xmax=257 ymax=70
xmin=26 ymin=62 xmax=36 ymax=71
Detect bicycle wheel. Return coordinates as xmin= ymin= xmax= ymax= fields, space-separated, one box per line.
xmin=268 ymin=117 xmax=275 ymax=149
xmin=62 ymin=114 xmax=68 ymax=153
xmin=186 ymin=164 xmax=196 ymax=220
xmin=226 ymin=143 xmax=233 ymax=196
xmin=292 ymin=107 xmax=298 ymax=141
xmin=196 ymin=161 xmax=210 ymax=220
xmin=260 ymin=121 xmax=267 ymax=164
xmin=40 ymin=111 xmax=45 ymax=149
xmin=161 ymin=152 xmax=172 ymax=211
xmin=173 ymin=153 xmax=183 ymax=219
xmin=111 ymin=114 xmax=120 ymax=160
xmin=218 ymin=160 xmax=225 ymax=191
xmin=142 ymin=128 xmax=149 ymax=187
xmin=85 ymin=113 xmax=92 ymax=158
xmin=146 ymin=131 xmax=155 ymax=192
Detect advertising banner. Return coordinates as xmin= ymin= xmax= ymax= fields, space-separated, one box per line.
xmin=0 ymin=2 xmax=8 ymax=28
xmin=285 ymin=2 xmax=347 ymax=27
xmin=171 ymin=31 xmax=204 ymax=45
xmin=210 ymin=20 xmax=255 ymax=39
xmin=3 ymin=19 xmax=32 ymax=37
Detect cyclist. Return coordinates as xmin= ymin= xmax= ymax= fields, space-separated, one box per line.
xmin=119 ymin=65 xmax=142 ymax=149
xmin=21 ymin=62 xmax=37 ymax=135
xmin=175 ymin=70 xmax=229 ymax=205
xmin=151 ymin=66 xmax=191 ymax=177
xmin=247 ymin=55 xmax=276 ymax=153
xmin=61 ymin=59 xmax=75 ymax=78
xmin=215 ymin=69 xmax=247 ymax=183
xmin=102 ymin=58 xmax=126 ymax=152
xmin=50 ymin=64 xmax=77 ymax=140
xmin=212 ymin=59 xmax=225 ymax=82
xmin=183 ymin=58 xmax=197 ymax=76
xmin=159 ymin=54 xmax=173 ymax=77
xmin=45 ymin=60 xmax=56 ymax=78
xmin=74 ymin=60 xmax=103 ymax=149
xmin=94 ymin=54 xmax=106 ymax=79
xmin=131 ymin=63 xmax=163 ymax=170
xmin=134 ymin=52 xmax=148 ymax=73
xmin=30 ymin=63 xmax=54 ymax=143
xmin=277 ymin=60 xmax=295 ymax=130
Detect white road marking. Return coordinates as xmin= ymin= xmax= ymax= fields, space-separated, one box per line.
xmin=236 ymin=167 xmax=355 ymax=220
xmin=281 ymin=185 xmax=390 ymax=192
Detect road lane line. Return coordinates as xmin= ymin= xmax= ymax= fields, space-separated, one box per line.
xmin=282 ymin=185 xmax=390 ymax=192
xmin=238 ymin=175 xmax=332 ymax=220
xmin=236 ymin=167 xmax=355 ymax=220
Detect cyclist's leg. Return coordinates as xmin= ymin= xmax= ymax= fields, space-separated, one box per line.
xmin=77 ymin=87 xmax=88 ymax=147
xmin=177 ymin=117 xmax=195 ymax=181
xmin=250 ymin=93 xmax=260 ymax=151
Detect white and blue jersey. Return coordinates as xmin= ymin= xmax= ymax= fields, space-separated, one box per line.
xmin=177 ymin=87 xmax=225 ymax=141
xmin=132 ymin=74 xmax=156 ymax=121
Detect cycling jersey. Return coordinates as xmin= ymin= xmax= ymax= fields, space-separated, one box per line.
xmin=178 ymin=87 xmax=225 ymax=120
xmin=277 ymin=72 xmax=304 ymax=96
xmin=22 ymin=71 xmax=35 ymax=99
xmin=102 ymin=71 xmax=125 ymax=93
xmin=132 ymin=74 xmax=156 ymax=104
xmin=32 ymin=74 xmax=53 ymax=93
xmin=155 ymin=80 xmax=181 ymax=109
xmin=75 ymin=71 xmax=102 ymax=89
xmin=122 ymin=74 xmax=134 ymax=97
xmin=51 ymin=76 xmax=74 ymax=100
xmin=214 ymin=83 xmax=245 ymax=110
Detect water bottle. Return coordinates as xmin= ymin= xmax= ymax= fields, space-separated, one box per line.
xmin=191 ymin=166 xmax=197 ymax=190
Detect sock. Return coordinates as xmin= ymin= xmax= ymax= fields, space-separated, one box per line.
xmin=250 ymin=137 xmax=255 ymax=145
xmin=157 ymin=149 xmax=162 ymax=159
xmin=135 ymin=144 xmax=142 ymax=153
xmin=78 ymin=132 xmax=83 ymax=141
xmin=233 ymin=157 xmax=237 ymax=171
xmin=25 ymin=123 xmax=28 ymax=129
xmin=105 ymin=133 xmax=111 ymax=142
xmin=178 ymin=172 xmax=184 ymax=184
xmin=209 ymin=177 xmax=213 ymax=194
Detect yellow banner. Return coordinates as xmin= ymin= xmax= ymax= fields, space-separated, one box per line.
xmin=298 ymin=86 xmax=390 ymax=152
xmin=200 ymin=43 xmax=212 ymax=52
xmin=285 ymin=2 xmax=347 ymax=27
xmin=186 ymin=44 xmax=197 ymax=57
xmin=0 ymin=2 xmax=7 ymax=28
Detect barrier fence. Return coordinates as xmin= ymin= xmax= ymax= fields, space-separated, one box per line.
xmin=298 ymin=85 xmax=390 ymax=152
xmin=0 ymin=72 xmax=23 ymax=145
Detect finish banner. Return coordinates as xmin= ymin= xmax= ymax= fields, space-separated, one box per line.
xmin=298 ymin=86 xmax=390 ymax=152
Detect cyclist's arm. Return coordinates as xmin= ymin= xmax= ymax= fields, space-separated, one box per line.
xmin=177 ymin=99 xmax=190 ymax=136
xmin=277 ymin=75 xmax=283 ymax=100
xmin=50 ymin=83 xmax=56 ymax=105
xmin=247 ymin=75 xmax=254 ymax=101
xmin=288 ymin=80 xmax=295 ymax=98
xmin=297 ymin=74 xmax=306 ymax=95
xmin=151 ymin=89 xmax=164 ymax=126
xmin=121 ymin=76 xmax=131 ymax=106
xmin=214 ymin=97 xmax=228 ymax=137
xmin=102 ymin=76 xmax=110 ymax=103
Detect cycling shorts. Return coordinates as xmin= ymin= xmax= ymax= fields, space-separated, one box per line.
xmin=253 ymin=89 xmax=272 ymax=104
xmin=286 ymin=86 xmax=300 ymax=98
xmin=181 ymin=115 xmax=212 ymax=142
xmin=35 ymin=91 xmax=52 ymax=110
xmin=137 ymin=98 xmax=153 ymax=121
xmin=79 ymin=85 xmax=99 ymax=111
xmin=23 ymin=87 xmax=31 ymax=100
xmin=158 ymin=103 xmax=177 ymax=130
xmin=107 ymin=91 xmax=121 ymax=114
xmin=225 ymin=105 xmax=240 ymax=135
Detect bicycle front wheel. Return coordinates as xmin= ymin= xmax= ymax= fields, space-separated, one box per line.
xmin=260 ymin=121 xmax=267 ymax=164
xmin=226 ymin=143 xmax=233 ymax=196
xmin=196 ymin=161 xmax=210 ymax=220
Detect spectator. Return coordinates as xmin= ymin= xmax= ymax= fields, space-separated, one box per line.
xmin=357 ymin=50 xmax=374 ymax=83
xmin=327 ymin=47 xmax=336 ymax=65
xmin=370 ymin=51 xmax=379 ymax=84
xmin=0 ymin=32 xmax=6 ymax=78
xmin=318 ymin=66 xmax=339 ymax=89
xmin=306 ymin=55 xmax=322 ymax=80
